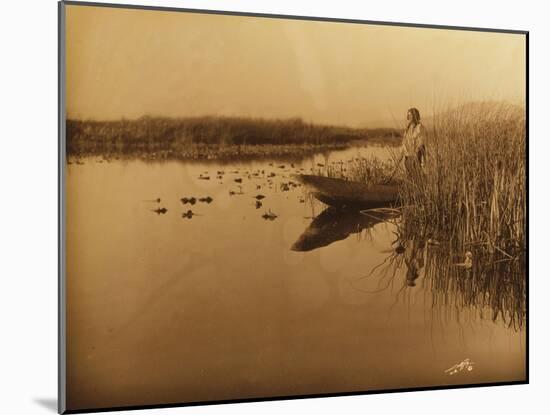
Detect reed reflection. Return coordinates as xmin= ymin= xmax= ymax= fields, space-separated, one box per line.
xmin=361 ymin=230 xmax=526 ymax=331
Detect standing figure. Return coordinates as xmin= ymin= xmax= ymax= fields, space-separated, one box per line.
xmin=402 ymin=107 xmax=427 ymax=175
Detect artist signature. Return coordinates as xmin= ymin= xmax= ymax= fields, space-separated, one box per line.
xmin=445 ymin=358 xmax=474 ymax=375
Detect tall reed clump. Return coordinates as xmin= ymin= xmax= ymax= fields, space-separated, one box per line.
xmin=399 ymin=102 xmax=526 ymax=254
xmin=397 ymin=102 xmax=526 ymax=328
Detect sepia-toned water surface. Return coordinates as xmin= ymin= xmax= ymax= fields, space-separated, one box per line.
xmin=66 ymin=145 xmax=525 ymax=410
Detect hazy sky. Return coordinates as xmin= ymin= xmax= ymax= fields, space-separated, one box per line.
xmin=66 ymin=5 xmax=526 ymax=127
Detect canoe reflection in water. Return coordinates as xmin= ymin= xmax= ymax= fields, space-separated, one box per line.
xmin=291 ymin=207 xmax=400 ymax=252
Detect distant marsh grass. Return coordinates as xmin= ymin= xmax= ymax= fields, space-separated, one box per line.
xmin=66 ymin=116 xmax=400 ymax=160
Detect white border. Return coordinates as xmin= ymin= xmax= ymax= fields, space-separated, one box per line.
xmin=1 ymin=1 xmax=545 ymax=415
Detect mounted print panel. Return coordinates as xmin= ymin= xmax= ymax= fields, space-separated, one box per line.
xmin=59 ymin=1 xmax=527 ymax=413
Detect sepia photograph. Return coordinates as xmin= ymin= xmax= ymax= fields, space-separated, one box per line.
xmin=60 ymin=1 xmax=527 ymax=412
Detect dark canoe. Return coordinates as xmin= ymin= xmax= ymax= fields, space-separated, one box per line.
xmin=293 ymin=174 xmax=399 ymax=209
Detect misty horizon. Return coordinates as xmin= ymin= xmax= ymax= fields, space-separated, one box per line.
xmin=66 ymin=99 xmax=525 ymax=130
xmin=66 ymin=5 xmax=525 ymax=128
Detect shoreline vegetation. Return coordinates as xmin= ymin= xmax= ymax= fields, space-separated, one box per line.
xmin=414 ymin=103 xmax=526 ymax=329
xmin=336 ymin=102 xmax=526 ymax=328
xmin=66 ymin=116 xmax=401 ymax=161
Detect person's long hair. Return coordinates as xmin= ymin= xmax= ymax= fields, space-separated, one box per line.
xmin=407 ymin=107 xmax=421 ymax=128
xmin=407 ymin=107 xmax=420 ymax=135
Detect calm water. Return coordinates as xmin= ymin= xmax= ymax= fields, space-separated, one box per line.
xmin=66 ymin=145 xmax=525 ymax=410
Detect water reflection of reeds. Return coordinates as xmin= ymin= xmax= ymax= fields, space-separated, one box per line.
xmin=423 ymin=246 xmax=526 ymax=331
xmin=301 ymin=197 xmax=519 ymax=331
xmin=363 ymin=232 xmax=526 ymax=331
